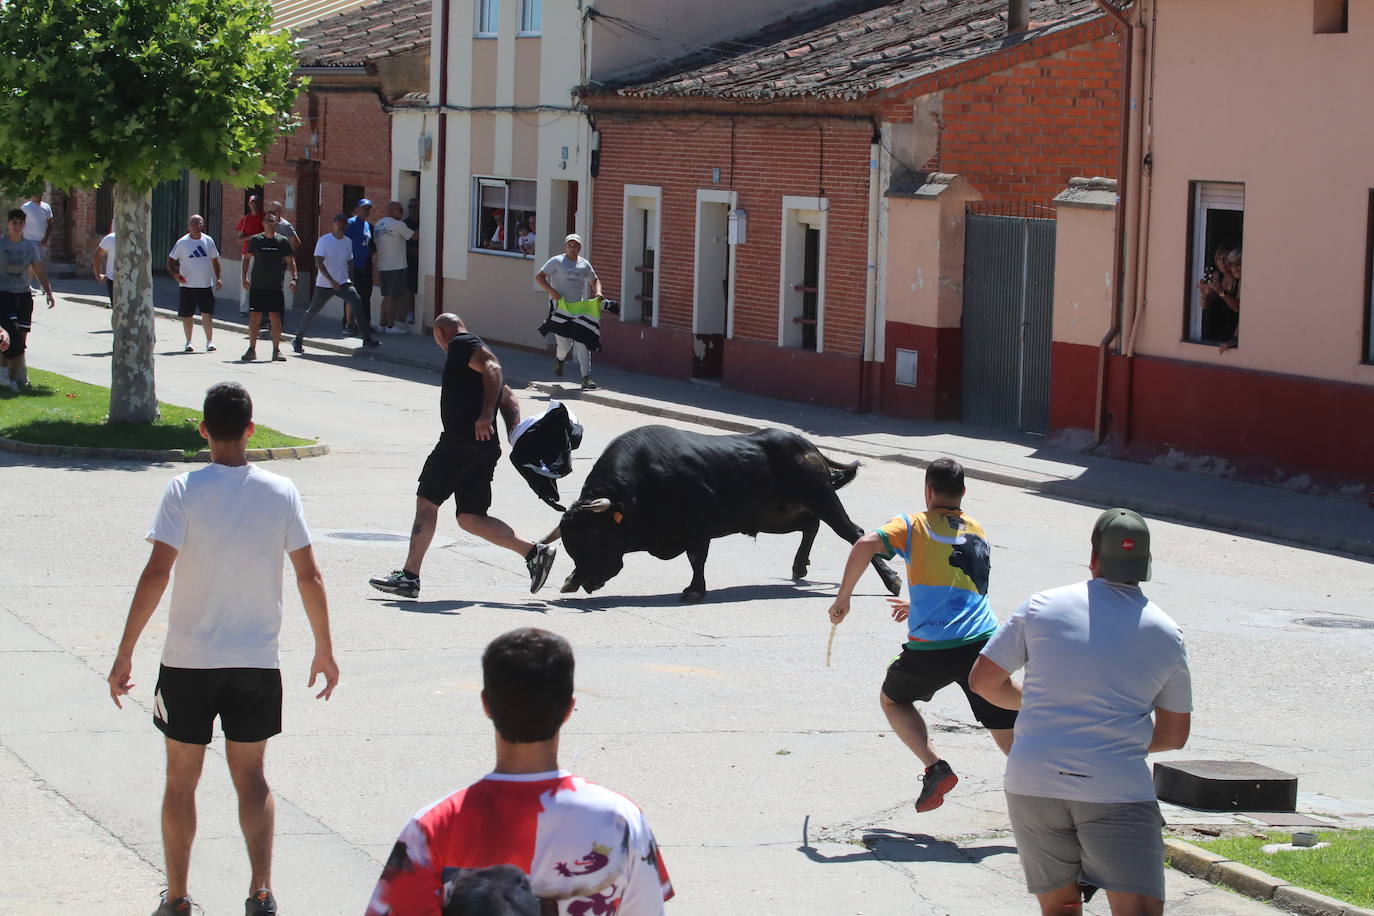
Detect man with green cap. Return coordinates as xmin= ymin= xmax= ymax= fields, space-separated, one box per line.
xmin=969 ymin=508 xmax=1192 ymax=916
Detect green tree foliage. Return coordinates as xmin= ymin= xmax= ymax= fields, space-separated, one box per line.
xmin=0 ymin=0 xmax=303 ymax=421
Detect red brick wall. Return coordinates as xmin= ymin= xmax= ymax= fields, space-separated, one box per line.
xmin=924 ymin=31 xmax=1124 ymax=205
xmin=592 ymin=114 xmax=874 ymax=357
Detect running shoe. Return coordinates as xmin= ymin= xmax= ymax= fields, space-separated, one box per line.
xmin=526 ymin=543 xmax=557 ymax=593
xmin=151 ymin=893 xmax=195 ymax=915
xmin=206 ymin=343 xmax=217 ymax=352
xmin=369 ymin=570 xmax=420 ymax=599
xmin=362 ymin=338 xmax=380 ymax=349
xmin=292 ymin=335 xmax=304 ymax=354
xmin=272 ymin=349 xmax=286 ymax=362
xmin=553 ymin=358 xmax=564 ymax=377
xmin=241 ymin=347 xmax=256 ymax=362
xmin=914 ymin=759 xmax=958 ymax=812
xmin=184 ymin=343 xmax=194 ymax=353
xmin=581 ymin=376 xmax=598 ymax=391
xmin=245 ymin=888 xmax=278 ymax=915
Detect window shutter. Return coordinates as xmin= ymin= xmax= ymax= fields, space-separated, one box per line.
xmin=1199 ymin=182 xmax=1244 ymax=210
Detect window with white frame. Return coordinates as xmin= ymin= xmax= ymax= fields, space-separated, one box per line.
xmin=476 ymin=0 xmax=497 ymax=35
xmin=520 ymin=0 xmax=541 ymax=34
xmin=779 ymin=196 xmax=827 ymax=352
xmin=473 ymin=178 xmax=537 ymax=257
xmin=621 ymin=185 xmax=661 ymax=325
xmin=1185 ymin=181 xmax=1244 ymax=347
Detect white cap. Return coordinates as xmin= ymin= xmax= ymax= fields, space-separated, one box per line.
xmin=565 ymin=233 xmax=582 ymax=245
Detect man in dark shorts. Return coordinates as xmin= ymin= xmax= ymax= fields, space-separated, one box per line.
xmin=370 ymin=313 xmax=557 ymax=600
xmin=107 ymin=381 xmax=339 ymax=916
xmin=1 ymin=208 xmax=56 ymax=391
xmin=167 ymin=215 xmax=223 ymax=353
xmin=828 ymin=457 xmax=1016 ymax=813
xmin=240 ymin=214 xmax=297 ymax=362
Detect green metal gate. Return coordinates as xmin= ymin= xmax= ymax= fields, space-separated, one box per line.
xmin=150 ymin=171 xmax=189 ymax=272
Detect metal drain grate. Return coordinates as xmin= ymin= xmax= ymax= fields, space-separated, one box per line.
xmin=1295 ymin=617 xmax=1374 ymax=629
xmin=320 ymin=530 xmax=407 ymax=542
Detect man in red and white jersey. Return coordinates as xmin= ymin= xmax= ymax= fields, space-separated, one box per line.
xmin=366 ymin=628 xmax=673 ymax=916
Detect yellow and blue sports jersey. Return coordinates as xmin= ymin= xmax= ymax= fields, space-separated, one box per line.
xmin=875 ymin=509 xmax=997 ymax=650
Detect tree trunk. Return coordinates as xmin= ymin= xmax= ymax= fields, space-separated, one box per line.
xmin=109 ymin=185 xmax=158 ymax=423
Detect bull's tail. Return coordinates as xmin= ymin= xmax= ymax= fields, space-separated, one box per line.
xmin=824 ymin=454 xmax=860 ymax=490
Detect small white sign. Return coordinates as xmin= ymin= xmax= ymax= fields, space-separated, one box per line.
xmin=895 ymin=348 xmax=918 ymax=387
xmin=284 ymin=185 xmax=296 ymax=210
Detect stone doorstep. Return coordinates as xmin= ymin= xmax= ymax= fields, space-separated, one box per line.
xmin=1166 ymin=838 xmax=1364 ymax=916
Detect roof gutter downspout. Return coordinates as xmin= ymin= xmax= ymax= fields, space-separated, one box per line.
xmin=433 ymin=0 xmax=451 ymax=319
xmin=1090 ymin=0 xmax=1138 ymax=445
xmin=1121 ymin=0 xmax=1157 ymax=446
xmin=860 ymin=129 xmax=883 ymax=413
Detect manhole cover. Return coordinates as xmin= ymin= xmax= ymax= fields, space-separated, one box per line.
xmin=1295 ymin=617 xmax=1374 ymax=629
xmin=326 ymin=531 xmax=407 ymax=542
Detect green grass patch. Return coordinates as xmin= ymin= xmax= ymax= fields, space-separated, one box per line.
xmin=1195 ymin=829 xmax=1374 ymax=907
xmin=0 ymin=369 xmax=315 ymax=457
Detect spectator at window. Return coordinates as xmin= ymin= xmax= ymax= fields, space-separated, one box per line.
xmin=1198 ymin=245 xmax=1240 ymax=348
xmin=518 ymin=220 xmax=536 ymax=256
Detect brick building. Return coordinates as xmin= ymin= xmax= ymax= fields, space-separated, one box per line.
xmin=583 ymin=0 xmax=1123 ymax=416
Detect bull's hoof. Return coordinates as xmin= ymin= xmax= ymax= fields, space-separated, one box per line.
xmin=681 ymin=589 xmax=705 ymax=603
xmin=880 ymin=565 xmax=902 ymax=596
xmin=560 ymin=573 xmax=580 ymax=594
xmin=792 ymin=564 xmax=808 ymax=580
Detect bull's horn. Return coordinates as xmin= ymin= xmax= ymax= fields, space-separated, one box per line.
xmin=584 ymin=498 xmax=614 ymax=513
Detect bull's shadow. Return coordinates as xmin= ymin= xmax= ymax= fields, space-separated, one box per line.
xmin=556 ymin=580 xmax=834 ymax=610
xmin=800 ymin=828 xmax=1016 ymax=865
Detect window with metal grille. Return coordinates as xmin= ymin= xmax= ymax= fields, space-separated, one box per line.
xmin=621 ymin=186 xmax=660 ymax=325
xmin=779 ymin=197 xmax=827 ymax=352
xmin=472 ymin=178 xmax=537 ymax=256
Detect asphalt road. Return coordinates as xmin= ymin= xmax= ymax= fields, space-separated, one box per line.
xmin=4 ymin=300 xmax=1367 ymax=914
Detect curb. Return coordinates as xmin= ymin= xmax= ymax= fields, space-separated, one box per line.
xmin=68 ymin=296 xmax=1374 ymax=560
xmin=0 ymin=435 xmax=329 ymax=463
xmin=526 ymin=383 xmax=1374 ymax=562
xmin=1164 ymin=838 xmax=1370 ymax=916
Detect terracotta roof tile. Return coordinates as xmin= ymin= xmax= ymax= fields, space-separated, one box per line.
xmin=293 ymin=0 xmax=431 ymax=67
xmin=596 ymin=0 xmax=1103 ymax=101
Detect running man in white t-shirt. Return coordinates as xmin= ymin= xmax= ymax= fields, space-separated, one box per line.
xmin=107 ymin=382 xmax=340 ymax=916
xmin=367 ymin=629 xmax=673 ymax=916
xmin=969 ymin=509 xmax=1192 ymax=916
xmin=166 ymin=215 xmax=223 ymax=353
xmin=292 ymin=213 xmax=378 ymax=351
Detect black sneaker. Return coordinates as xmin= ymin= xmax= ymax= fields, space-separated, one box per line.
xmin=241 ymin=347 xmax=257 ymax=362
xmin=526 ymin=543 xmax=557 ymax=593
xmin=292 ymin=335 xmax=304 ymax=354
xmin=151 ymin=893 xmax=195 ymax=915
xmin=245 ymin=888 xmax=277 ymax=915
xmin=272 ymin=349 xmax=286 ymax=362
xmin=553 ymin=358 xmax=564 ymax=377
xmin=914 ymin=759 xmax=958 ymax=812
xmin=362 ymin=337 xmax=380 ymax=349
xmin=369 ymin=570 xmax=420 ymax=599
xmin=345 ymin=322 xmax=359 ymax=336
xmin=581 ymin=376 xmax=598 ymax=391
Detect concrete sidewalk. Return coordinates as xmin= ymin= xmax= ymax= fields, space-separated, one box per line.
xmin=51 ymin=275 xmax=1374 ymax=561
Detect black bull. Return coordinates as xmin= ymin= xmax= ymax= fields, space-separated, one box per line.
xmin=551 ymin=426 xmax=903 ymax=602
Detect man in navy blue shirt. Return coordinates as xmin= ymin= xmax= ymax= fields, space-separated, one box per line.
xmin=345 ymin=199 xmax=376 ymax=338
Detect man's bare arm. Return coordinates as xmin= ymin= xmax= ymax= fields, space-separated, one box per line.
xmin=288 ymin=545 xmax=338 ymax=700
xmin=968 ymin=655 xmax=1023 ymax=710
xmin=107 ymin=541 xmax=179 ymax=708
xmin=827 ymin=532 xmax=885 ymax=624
xmin=1148 ymin=708 xmax=1190 ymax=752
xmin=467 ymin=346 xmax=504 ymax=441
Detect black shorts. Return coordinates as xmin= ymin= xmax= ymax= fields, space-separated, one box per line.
xmin=249 ymin=288 xmax=285 ymax=313
xmin=881 ymin=638 xmax=1018 ymax=730
xmin=178 ymin=287 xmax=216 ymax=318
xmin=0 ymin=291 xmax=33 ymax=358
xmin=417 ymin=434 xmax=501 ymax=514
xmin=379 ymin=269 xmax=408 ymax=298
xmin=153 ymin=665 xmax=283 ymax=745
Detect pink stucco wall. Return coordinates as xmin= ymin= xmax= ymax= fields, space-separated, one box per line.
xmin=1137 ymin=0 xmax=1374 ymax=385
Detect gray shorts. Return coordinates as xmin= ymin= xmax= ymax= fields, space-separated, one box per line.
xmin=1005 ymin=792 xmax=1166 ymax=901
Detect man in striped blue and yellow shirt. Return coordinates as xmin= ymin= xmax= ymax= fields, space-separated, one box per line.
xmin=828 ymin=457 xmax=1017 ymax=813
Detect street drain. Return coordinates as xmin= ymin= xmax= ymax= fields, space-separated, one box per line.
xmin=325 ymin=531 xmax=407 ymax=542
xmin=1295 ymin=617 xmax=1374 ymax=629
xmin=315 ymin=530 xmax=458 ymax=549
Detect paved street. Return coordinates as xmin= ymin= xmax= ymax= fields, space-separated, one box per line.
xmin=4 ymin=294 xmax=1371 ymax=914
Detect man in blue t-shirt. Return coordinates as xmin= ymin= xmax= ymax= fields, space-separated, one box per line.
xmin=345 ymin=199 xmax=375 ymax=337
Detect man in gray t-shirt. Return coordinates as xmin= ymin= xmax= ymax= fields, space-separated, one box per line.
xmin=536 ymin=233 xmax=602 ymax=389
xmin=1 ymin=208 xmax=56 ymax=391
xmin=969 ymin=508 xmax=1191 ymax=915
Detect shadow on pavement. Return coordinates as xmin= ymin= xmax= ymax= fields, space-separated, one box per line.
xmin=372 ymin=597 xmax=550 ymax=616
xmin=799 ymin=828 xmax=1017 ymax=865
xmin=557 ymin=580 xmax=832 ymax=610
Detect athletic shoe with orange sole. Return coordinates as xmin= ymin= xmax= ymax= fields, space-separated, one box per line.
xmin=914 ymin=759 xmax=958 ymax=812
